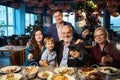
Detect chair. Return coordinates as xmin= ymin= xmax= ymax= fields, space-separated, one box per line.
xmin=0 ymin=36 xmax=7 ymax=56
xmin=10 ymin=50 xmax=26 ymax=65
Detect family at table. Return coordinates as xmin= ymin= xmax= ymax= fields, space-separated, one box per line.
xmin=23 ymin=9 xmax=120 ymax=69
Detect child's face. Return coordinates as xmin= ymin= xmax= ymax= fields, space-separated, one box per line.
xmin=45 ymin=41 xmax=54 ymax=51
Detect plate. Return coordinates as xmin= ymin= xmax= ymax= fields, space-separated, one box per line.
xmin=0 ymin=66 xmax=21 ymax=74
xmin=78 ymin=67 xmax=98 ymax=80
xmin=47 ymin=74 xmax=75 ymax=80
xmin=99 ymin=66 xmax=119 ymax=75
xmin=54 ymin=67 xmax=74 ymax=75
xmin=0 ymin=73 xmax=22 ymax=80
xmin=38 ymin=71 xmax=53 ymax=79
xmin=24 ymin=66 xmax=39 ymax=74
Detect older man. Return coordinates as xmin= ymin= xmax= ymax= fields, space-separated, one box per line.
xmin=54 ymin=25 xmax=89 ymax=67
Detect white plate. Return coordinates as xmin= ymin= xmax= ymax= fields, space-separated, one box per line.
xmin=99 ymin=66 xmax=119 ymax=75
xmin=47 ymin=74 xmax=75 ymax=80
xmin=54 ymin=67 xmax=74 ymax=75
xmin=38 ymin=71 xmax=53 ymax=79
xmin=0 ymin=66 xmax=21 ymax=74
xmin=0 ymin=73 xmax=22 ymax=80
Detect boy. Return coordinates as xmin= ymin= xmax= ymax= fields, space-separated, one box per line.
xmin=39 ymin=36 xmax=58 ymax=67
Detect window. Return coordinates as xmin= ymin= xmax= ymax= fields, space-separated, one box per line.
xmin=0 ymin=5 xmax=14 ymax=36
xmin=25 ymin=13 xmax=37 ymax=27
xmin=110 ymin=15 xmax=120 ymax=34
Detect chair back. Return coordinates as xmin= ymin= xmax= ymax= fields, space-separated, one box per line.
xmin=10 ymin=50 xmax=26 ymax=65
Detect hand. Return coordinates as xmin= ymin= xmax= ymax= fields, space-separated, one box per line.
xmin=82 ymin=29 xmax=89 ymax=38
xmin=39 ymin=60 xmax=49 ymax=67
xmin=100 ymin=55 xmax=113 ymax=65
xmin=105 ymin=55 xmax=113 ymax=63
xmin=70 ymin=51 xmax=81 ymax=58
xmin=26 ymin=41 xmax=31 ymax=48
xmin=28 ymin=53 xmax=33 ymax=61
xmin=75 ymin=39 xmax=83 ymax=44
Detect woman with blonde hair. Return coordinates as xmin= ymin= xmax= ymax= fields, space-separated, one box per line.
xmin=89 ymin=27 xmax=120 ymax=68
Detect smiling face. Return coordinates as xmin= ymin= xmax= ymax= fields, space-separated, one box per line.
xmin=94 ymin=29 xmax=107 ymax=44
xmin=61 ymin=26 xmax=73 ymax=43
xmin=35 ymin=30 xmax=43 ymax=43
xmin=54 ymin=11 xmax=63 ymax=24
xmin=45 ymin=41 xmax=54 ymax=51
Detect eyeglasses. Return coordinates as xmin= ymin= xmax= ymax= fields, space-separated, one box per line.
xmin=62 ymin=32 xmax=71 ymax=35
xmin=94 ymin=34 xmax=105 ymax=38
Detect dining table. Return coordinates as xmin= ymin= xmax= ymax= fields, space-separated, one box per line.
xmin=0 ymin=45 xmax=26 ymax=66
xmin=0 ymin=66 xmax=120 ymax=80
xmin=0 ymin=45 xmax=26 ymax=52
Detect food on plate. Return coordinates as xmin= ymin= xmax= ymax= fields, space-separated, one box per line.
xmin=51 ymin=74 xmax=68 ymax=80
xmin=103 ymin=67 xmax=118 ymax=73
xmin=25 ymin=66 xmax=38 ymax=74
xmin=88 ymin=72 xmax=103 ymax=80
xmin=99 ymin=66 xmax=119 ymax=75
xmin=24 ymin=66 xmax=39 ymax=79
xmin=38 ymin=71 xmax=53 ymax=79
xmin=4 ymin=68 xmax=17 ymax=73
xmin=0 ymin=66 xmax=21 ymax=73
xmin=6 ymin=74 xmax=17 ymax=80
xmin=0 ymin=73 xmax=22 ymax=80
xmin=54 ymin=67 xmax=74 ymax=75
xmin=78 ymin=67 xmax=98 ymax=80
xmin=79 ymin=67 xmax=98 ymax=75
xmin=42 ymin=71 xmax=49 ymax=77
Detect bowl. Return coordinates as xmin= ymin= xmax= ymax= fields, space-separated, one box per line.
xmin=38 ymin=71 xmax=53 ymax=79
xmin=78 ymin=67 xmax=98 ymax=80
xmin=23 ymin=66 xmax=39 ymax=79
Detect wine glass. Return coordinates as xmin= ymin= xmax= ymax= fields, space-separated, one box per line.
xmin=68 ymin=45 xmax=77 ymax=59
xmin=99 ymin=47 xmax=108 ymax=65
xmin=22 ymin=68 xmax=28 ymax=80
xmin=69 ymin=51 xmax=75 ymax=59
xmin=30 ymin=61 xmax=38 ymax=66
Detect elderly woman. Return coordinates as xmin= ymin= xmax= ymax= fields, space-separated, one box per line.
xmin=89 ymin=27 xmax=120 ymax=68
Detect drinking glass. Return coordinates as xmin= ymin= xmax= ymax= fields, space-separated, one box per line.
xmin=22 ymin=69 xmax=28 ymax=80
xmin=69 ymin=51 xmax=75 ymax=59
xmin=99 ymin=47 xmax=108 ymax=65
xmin=30 ymin=61 xmax=38 ymax=66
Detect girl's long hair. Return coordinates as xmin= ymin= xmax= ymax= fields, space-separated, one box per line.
xmin=31 ymin=28 xmax=44 ymax=58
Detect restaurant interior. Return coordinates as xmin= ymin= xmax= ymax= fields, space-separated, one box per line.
xmin=0 ymin=0 xmax=120 ymax=80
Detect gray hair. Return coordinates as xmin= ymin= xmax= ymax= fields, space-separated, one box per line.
xmin=61 ymin=25 xmax=73 ymax=33
xmin=94 ymin=27 xmax=109 ymax=42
